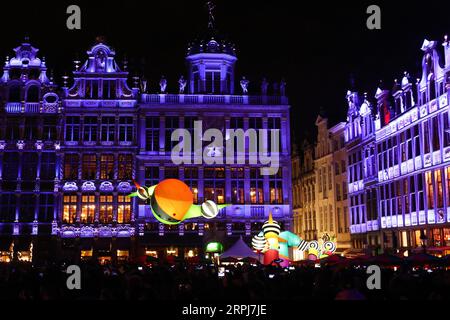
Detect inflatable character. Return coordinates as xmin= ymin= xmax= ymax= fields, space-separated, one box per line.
xmin=252 ymin=213 xmax=302 ymax=267
xmin=129 ymin=179 xmax=230 ymax=225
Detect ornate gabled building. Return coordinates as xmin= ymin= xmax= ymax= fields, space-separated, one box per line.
xmin=345 ymin=37 xmax=450 ymax=256
xmin=292 ymin=114 xmax=351 ymax=258
xmin=136 ymin=24 xmax=292 ymax=259
xmin=0 ymin=39 xmax=61 ymax=262
xmin=57 ymin=40 xmax=139 ymax=262
xmin=0 ymin=9 xmax=292 ymax=263
xmin=314 ymin=116 xmax=350 ymax=253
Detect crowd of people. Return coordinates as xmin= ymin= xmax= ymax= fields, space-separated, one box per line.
xmin=1 ymin=259 xmax=450 ymax=300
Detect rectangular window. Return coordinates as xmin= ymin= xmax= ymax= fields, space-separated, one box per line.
xmin=19 ymin=194 xmax=35 ymax=222
xmin=424 ymin=122 xmax=431 ymax=154
xmin=24 ymin=118 xmax=38 ymax=140
xmin=231 ymin=167 xmax=244 ymax=204
xmin=145 ymin=166 xmax=160 ymax=187
xmin=426 ymin=171 xmax=434 ymax=210
xmin=65 ymin=117 xmax=80 ymax=142
xmin=184 ymin=167 xmax=199 ymax=203
xmin=145 ymin=116 xmax=160 ymax=152
xmin=269 ymin=170 xmax=283 ymax=204
xmin=162 ymin=167 xmax=178 ymax=180
xmin=249 ymin=167 xmax=264 ymax=204
xmin=100 ymin=154 xmax=114 ymax=180
xmin=204 ymin=167 xmax=226 ymax=204
xmin=443 ymin=113 xmax=450 ymax=148
xmin=62 ymin=195 xmax=77 ymax=224
xmin=22 ymin=153 xmax=38 ymax=181
xmin=118 ymin=195 xmax=131 ymax=223
xmin=165 ymin=117 xmax=179 ymax=151
xmin=83 ymin=117 xmax=98 ymax=142
xmin=82 ymin=154 xmax=97 ymax=180
xmin=342 ymin=182 xmax=347 ymax=200
xmin=40 ymin=153 xmax=56 ymax=181
xmin=43 ymin=118 xmax=57 ymax=141
xmin=64 ymin=154 xmax=79 ymax=180
xmin=436 ymin=169 xmax=444 ymax=208
xmin=119 ymin=117 xmax=134 ymax=142
xmin=99 ymin=195 xmax=113 ymax=224
xmin=418 ymin=173 xmax=425 ymax=211
xmin=118 ymin=154 xmax=133 ymax=180
xmin=328 ymin=165 xmax=332 ymax=190
xmin=432 ymin=116 xmax=440 ymax=152
xmin=81 ymin=195 xmax=95 ymax=224
xmin=38 ymin=194 xmax=54 ymax=222
xmin=101 ymin=117 xmax=115 ymax=142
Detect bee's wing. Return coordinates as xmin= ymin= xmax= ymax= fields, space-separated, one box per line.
xmin=183 ymin=205 xmax=203 ymax=220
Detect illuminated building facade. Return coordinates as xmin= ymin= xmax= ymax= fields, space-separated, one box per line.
xmin=292 ymin=116 xmax=351 ymax=258
xmin=0 ymin=28 xmax=292 ymax=262
xmin=345 ymin=38 xmax=450 ymax=255
xmin=294 ymin=140 xmax=316 ymax=243
xmin=0 ymin=39 xmax=60 ymax=263
xmin=135 ymin=29 xmax=292 ymax=259
xmin=314 ymin=116 xmax=350 ymax=253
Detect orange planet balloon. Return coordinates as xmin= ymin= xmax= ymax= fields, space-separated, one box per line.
xmin=151 ymin=179 xmax=194 ymax=223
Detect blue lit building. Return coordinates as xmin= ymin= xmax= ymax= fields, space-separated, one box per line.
xmin=0 ymin=26 xmax=292 ymax=262
xmin=345 ymin=38 xmax=450 ymax=256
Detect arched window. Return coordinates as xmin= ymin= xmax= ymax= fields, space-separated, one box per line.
xmin=9 ymin=85 xmax=21 ymax=102
xmin=26 ymin=85 xmax=40 ymax=102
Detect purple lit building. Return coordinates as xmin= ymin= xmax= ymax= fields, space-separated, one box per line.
xmin=0 ymin=40 xmax=60 ymax=262
xmin=345 ymin=38 xmax=450 ymax=256
xmin=0 ymin=24 xmax=292 ymax=262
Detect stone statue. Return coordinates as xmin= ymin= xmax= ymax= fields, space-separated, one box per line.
xmin=141 ymin=78 xmax=147 ymax=93
xmin=280 ymin=78 xmax=287 ymax=96
xmin=206 ymin=1 xmax=216 ymax=29
xmin=178 ymin=76 xmax=187 ymax=94
xmin=159 ymin=76 xmax=167 ymax=93
xmin=261 ymin=78 xmax=269 ymax=95
xmin=240 ymin=76 xmax=250 ymax=95
xmin=272 ymin=82 xmax=279 ymax=95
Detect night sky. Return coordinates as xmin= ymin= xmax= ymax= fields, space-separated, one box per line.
xmin=3 ymin=0 xmax=450 ymax=146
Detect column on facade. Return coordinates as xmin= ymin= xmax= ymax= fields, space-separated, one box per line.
xmin=159 ymin=115 xmax=165 ymax=154
xmin=113 ymin=153 xmax=119 ymax=180
xmin=36 ymin=152 xmax=42 ymax=191
xmin=95 ymin=191 xmax=100 ymax=223
xmin=139 ymin=113 xmax=146 ymax=153
xmin=281 ymin=117 xmax=289 ymax=156
xmin=198 ymin=167 xmax=204 ymax=203
xmin=225 ymin=166 xmax=231 ymax=203
xmin=113 ymin=192 xmax=118 ymax=223
xmin=95 ymin=153 xmax=100 ymax=180
xmin=76 ymin=191 xmax=82 ymax=223
xmin=244 ymin=166 xmax=250 ymax=204
xmin=114 ymin=115 xmax=119 ymax=145
xmin=79 ymin=116 xmax=85 ymax=145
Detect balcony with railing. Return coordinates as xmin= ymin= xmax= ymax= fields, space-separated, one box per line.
xmin=4 ymin=102 xmax=55 ymax=113
xmin=140 ymin=94 xmax=289 ymax=106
